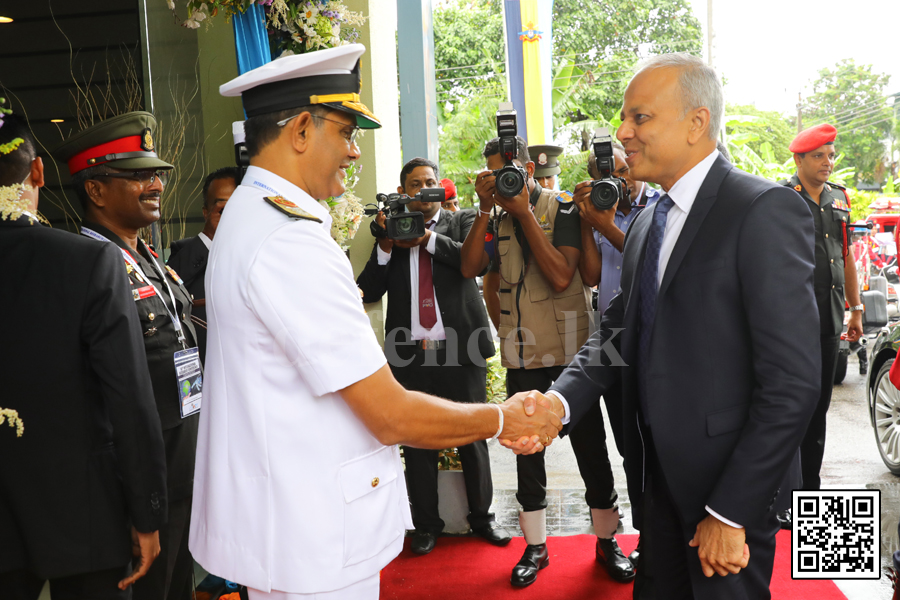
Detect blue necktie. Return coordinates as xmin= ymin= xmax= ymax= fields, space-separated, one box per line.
xmin=638 ymin=194 xmax=674 ymax=422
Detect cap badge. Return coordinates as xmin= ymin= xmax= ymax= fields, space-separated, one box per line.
xmin=140 ymin=128 xmax=155 ymax=152
xmin=538 ymin=153 xmax=547 ymax=165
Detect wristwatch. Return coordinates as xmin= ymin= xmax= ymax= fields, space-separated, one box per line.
xmin=848 ymin=304 xmax=865 ymax=313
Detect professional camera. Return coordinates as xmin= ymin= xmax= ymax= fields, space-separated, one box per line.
xmin=364 ymin=188 xmax=445 ymax=241
xmin=590 ymin=127 xmax=628 ymax=211
xmin=491 ymin=102 xmax=527 ymax=198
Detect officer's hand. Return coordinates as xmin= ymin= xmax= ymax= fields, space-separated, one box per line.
xmin=497 ymin=391 xmax=563 ymax=455
xmin=846 ymin=311 xmax=864 ymax=343
xmin=118 ymin=527 xmax=160 ymax=589
xmin=475 ymin=170 xmax=497 ymax=211
xmin=494 ymin=181 xmax=531 ymax=220
xmin=375 ymin=211 xmax=393 ymax=253
xmin=394 ymin=229 xmax=431 ymax=249
xmin=573 ymin=180 xmax=617 ymax=234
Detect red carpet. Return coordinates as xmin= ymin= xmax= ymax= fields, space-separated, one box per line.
xmin=381 ymin=531 xmax=846 ymax=599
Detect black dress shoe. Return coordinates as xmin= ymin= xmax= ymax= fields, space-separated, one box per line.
xmin=511 ymin=543 xmax=549 ymax=587
xmin=596 ymin=537 xmax=636 ymax=582
xmin=777 ymin=509 xmax=792 ymax=530
xmin=411 ymin=531 xmax=437 ymax=555
xmin=472 ymin=521 xmax=512 ymax=546
xmin=628 ymin=537 xmax=641 ymax=569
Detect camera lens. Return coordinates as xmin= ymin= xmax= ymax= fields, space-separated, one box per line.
xmin=495 ymin=166 xmax=525 ymax=197
xmin=395 ymin=216 xmax=414 ymax=235
xmin=590 ymin=181 xmax=620 ymax=211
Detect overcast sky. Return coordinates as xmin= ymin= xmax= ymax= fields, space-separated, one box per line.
xmin=686 ymin=0 xmax=900 ymax=116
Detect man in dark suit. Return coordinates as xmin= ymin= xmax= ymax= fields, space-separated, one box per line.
xmin=508 ymin=53 xmax=820 ymax=599
xmin=54 ymin=111 xmax=200 ymax=600
xmin=168 ymin=167 xmax=241 ymax=363
xmin=0 ymin=113 xmax=167 ymax=599
xmin=357 ymin=157 xmax=510 ymax=555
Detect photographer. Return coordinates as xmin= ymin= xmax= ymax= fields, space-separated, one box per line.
xmin=356 ymin=157 xmax=508 ymax=556
xmin=460 ymin=132 xmax=633 ymax=587
xmin=577 ymin=143 xmax=659 ymax=310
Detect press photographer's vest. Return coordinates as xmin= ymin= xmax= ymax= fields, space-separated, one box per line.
xmin=495 ymin=187 xmax=591 ymax=369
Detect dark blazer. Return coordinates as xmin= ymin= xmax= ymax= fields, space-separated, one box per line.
xmin=0 ymin=216 xmax=167 ymax=579
xmin=357 ymin=208 xmax=495 ymax=367
xmin=168 ymin=235 xmax=209 ymax=362
xmin=551 ymin=155 xmax=820 ymax=530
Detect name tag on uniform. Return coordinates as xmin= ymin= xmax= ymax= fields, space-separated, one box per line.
xmin=133 ymin=285 xmax=157 ymax=301
xmin=174 ymin=348 xmax=202 ymax=418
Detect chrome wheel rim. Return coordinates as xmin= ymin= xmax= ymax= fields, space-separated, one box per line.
xmin=874 ymin=370 xmax=900 ymax=467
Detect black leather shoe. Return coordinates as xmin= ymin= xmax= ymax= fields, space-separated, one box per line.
xmin=511 ymin=543 xmax=549 ymax=587
xmin=411 ymin=531 xmax=437 ymax=555
xmin=628 ymin=537 xmax=641 ymax=569
xmin=596 ymin=537 xmax=636 ymax=582
xmin=472 ymin=521 xmax=512 ymax=546
xmin=777 ymin=509 xmax=792 ymax=530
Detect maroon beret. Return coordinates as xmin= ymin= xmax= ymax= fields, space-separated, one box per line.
xmin=440 ymin=178 xmax=457 ymax=200
xmin=789 ymin=124 xmax=837 ymax=154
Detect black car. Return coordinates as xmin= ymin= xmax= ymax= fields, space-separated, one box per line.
xmin=865 ymin=321 xmax=900 ymax=475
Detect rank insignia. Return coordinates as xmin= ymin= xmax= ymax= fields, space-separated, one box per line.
xmin=264 ymin=195 xmax=323 ymax=222
xmin=539 ymin=214 xmax=552 ymax=230
xmin=557 ymin=191 xmax=574 ymax=203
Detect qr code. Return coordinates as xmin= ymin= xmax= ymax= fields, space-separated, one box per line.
xmin=792 ymin=489 xmax=880 ymax=579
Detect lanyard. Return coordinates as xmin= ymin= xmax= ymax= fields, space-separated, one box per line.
xmin=81 ymin=226 xmax=187 ymax=348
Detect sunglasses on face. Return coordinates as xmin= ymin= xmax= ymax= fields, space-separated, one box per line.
xmin=92 ymin=170 xmax=170 ymax=187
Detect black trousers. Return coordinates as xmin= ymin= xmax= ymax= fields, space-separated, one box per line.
xmin=0 ymin=565 xmax=131 ymax=600
xmin=800 ymin=334 xmax=840 ymax=490
xmin=393 ymin=355 xmax=494 ymax=534
xmin=634 ymin=438 xmax=778 ymax=600
xmin=132 ymin=496 xmax=193 ymax=600
xmin=506 ymin=366 xmax=618 ymax=513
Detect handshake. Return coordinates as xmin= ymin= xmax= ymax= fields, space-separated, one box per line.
xmin=496 ymin=391 xmax=567 ymax=455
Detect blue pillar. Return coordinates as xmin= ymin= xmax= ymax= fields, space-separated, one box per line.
xmin=397 ymin=0 xmax=439 ymax=164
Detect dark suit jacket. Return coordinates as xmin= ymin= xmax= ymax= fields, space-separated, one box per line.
xmin=357 ymin=209 xmax=495 ymax=370
xmin=551 ymin=155 xmax=820 ymax=530
xmin=0 ymin=216 xmax=167 ymax=579
xmin=168 ymin=235 xmax=209 ymax=363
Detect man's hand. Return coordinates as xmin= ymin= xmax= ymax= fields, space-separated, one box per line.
xmin=375 ymin=212 xmax=393 ymax=253
xmin=493 ymin=180 xmax=532 ymax=220
xmin=846 ymin=311 xmax=863 ymax=343
xmin=688 ymin=515 xmax=749 ymax=577
xmin=498 ymin=391 xmax=566 ymax=455
xmin=573 ymin=180 xmax=617 ymax=235
xmin=118 ymin=527 xmax=160 ymax=589
xmin=394 ymin=229 xmax=431 ymax=249
xmin=475 ymin=170 xmax=497 ymax=212
xmin=497 ymin=393 xmax=562 ymax=452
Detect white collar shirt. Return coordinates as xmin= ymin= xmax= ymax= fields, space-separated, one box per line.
xmin=656 ymin=149 xmax=720 ymax=288
xmin=198 ymin=231 xmax=212 ymax=250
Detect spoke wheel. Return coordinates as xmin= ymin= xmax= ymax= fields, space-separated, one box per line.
xmin=872 ymin=360 xmax=900 ymax=475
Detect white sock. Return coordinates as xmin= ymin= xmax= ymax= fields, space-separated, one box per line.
xmin=519 ymin=509 xmax=547 ymax=545
xmin=592 ymin=507 xmax=620 ymax=539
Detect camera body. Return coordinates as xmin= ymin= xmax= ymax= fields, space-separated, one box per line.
xmin=365 ymin=188 xmax=445 ymax=241
xmin=590 ymin=127 xmax=628 ymax=211
xmin=491 ymin=102 xmax=527 ymax=198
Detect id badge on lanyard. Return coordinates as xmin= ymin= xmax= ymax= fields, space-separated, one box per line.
xmin=81 ymin=227 xmax=200 ymax=418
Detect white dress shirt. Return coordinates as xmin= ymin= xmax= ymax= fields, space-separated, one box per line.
xmin=375 ymin=211 xmax=445 ymax=341
xmin=198 ymin=231 xmax=212 ymax=250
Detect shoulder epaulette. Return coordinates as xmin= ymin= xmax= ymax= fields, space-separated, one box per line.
xmin=556 ymin=190 xmax=574 ymax=204
xmin=777 ymin=179 xmax=791 ymax=187
xmin=828 ymin=181 xmax=846 ymax=190
xmin=264 ymin=195 xmax=323 ymax=222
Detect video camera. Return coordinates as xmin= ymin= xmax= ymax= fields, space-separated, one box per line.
xmin=365 ymin=188 xmax=445 ymax=241
xmin=491 ymin=102 xmax=527 ymax=198
xmin=589 ymin=127 xmax=628 ymax=211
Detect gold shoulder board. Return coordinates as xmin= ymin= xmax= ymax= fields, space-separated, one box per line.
xmin=264 ymin=196 xmax=323 ymax=222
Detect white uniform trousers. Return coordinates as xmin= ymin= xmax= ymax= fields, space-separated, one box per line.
xmin=247 ymin=574 xmax=379 ymax=600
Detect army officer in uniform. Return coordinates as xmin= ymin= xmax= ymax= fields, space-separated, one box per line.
xmin=54 ymin=112 xmax=200 ymax=600
xmin=781 ymin=123 xmax=863 ymax=492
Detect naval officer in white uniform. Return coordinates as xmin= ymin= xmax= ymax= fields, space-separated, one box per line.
xmin=188 ymin=44 xmax=563 ymax=600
